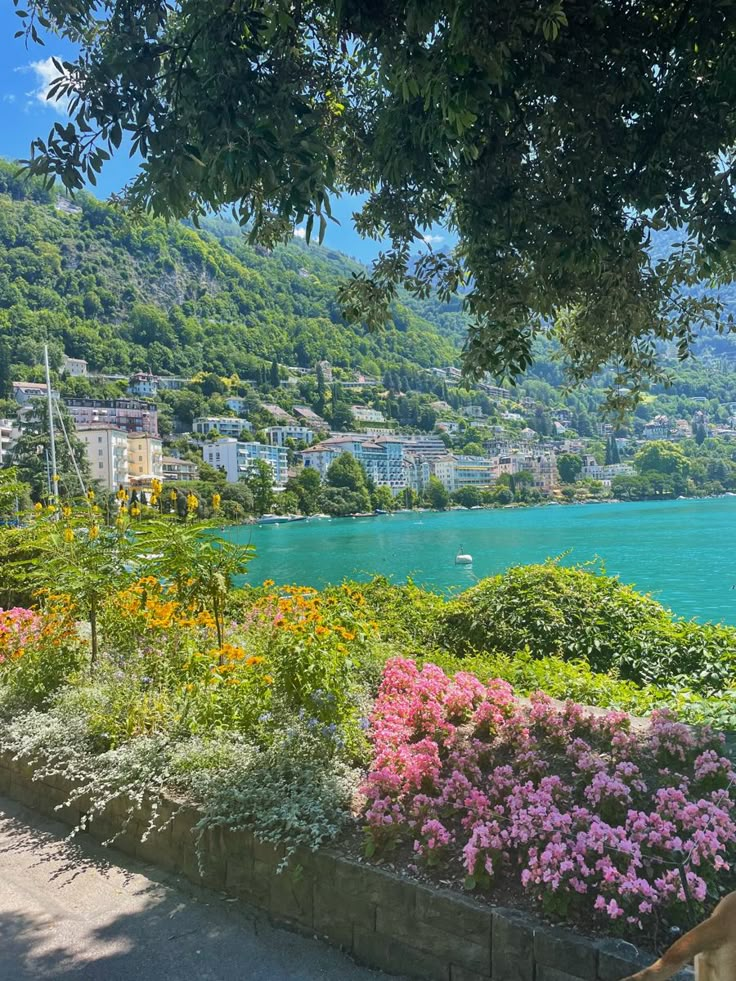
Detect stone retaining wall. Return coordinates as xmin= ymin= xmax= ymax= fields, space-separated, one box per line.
xmin=0 ymin=751 xmax=692 ymax=981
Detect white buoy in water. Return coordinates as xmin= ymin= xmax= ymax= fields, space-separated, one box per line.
xmin=455 ymin=549 xmax=473 ymax=565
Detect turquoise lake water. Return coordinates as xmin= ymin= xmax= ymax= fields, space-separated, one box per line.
xmin=227 ymin=497 xmax=736 ymax=624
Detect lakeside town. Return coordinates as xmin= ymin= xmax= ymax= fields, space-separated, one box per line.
xmin=7 ymin=5 xmax=736 ymax=980
xmin=4 ymin=352 xmax=736 ymax=518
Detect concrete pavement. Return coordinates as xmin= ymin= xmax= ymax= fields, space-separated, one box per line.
xmin=0 ymin=795 xmax=405 ymax=980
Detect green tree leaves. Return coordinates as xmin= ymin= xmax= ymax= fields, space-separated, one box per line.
xmin=14 ymin=1 xmax=736 ymax=399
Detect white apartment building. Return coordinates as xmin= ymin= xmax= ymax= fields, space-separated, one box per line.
xmin=351 ymin=405 xmax=385 ymax=424
xmin=301 ymin=435 xmax=407 ymax=493
xmin=203 ymin=439 xmax=288 ymax=489
xmin=433 ymin=455 xmax=496 ymax=492
xmin=579 ymin=456 xmax=634 ymax=486
xmin=77 ymin=426 xmax=129 ymax=491
xmin=267 ymin=425 xmax=314 ymax=447
xmin=62 ymin=356 xmax=88 ymax=377
xmin=0 ymin=418 xmax=15 ymax=466
xmin=400 ymin=435 xmax=448 ymax=463
xmin=193 ymin=416 xmax=253 ymax=438
xmin=128 ymin=434 xmax=163 ymax=480
xmin=12 ymin=381 xmax=58 ymax=406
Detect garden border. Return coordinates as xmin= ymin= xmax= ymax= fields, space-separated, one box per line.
xmin=0 ymin=750 xmax=693 ymax=981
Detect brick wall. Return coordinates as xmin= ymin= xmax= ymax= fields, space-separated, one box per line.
xmin=0 ymin=751 xmax=693 ymax=981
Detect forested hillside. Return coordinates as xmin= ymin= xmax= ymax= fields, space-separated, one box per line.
xmin=3 ymin=155 xmax=736 ymax=422
xmin=0 ymin=159 xmax=457 ymax=381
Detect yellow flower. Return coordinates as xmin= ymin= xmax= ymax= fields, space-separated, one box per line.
xmin=63 ymin=527 xmax=74 ymax=544
xmin=87 ymin=489 xmax=95 ymax=502
xmin=88 ymin=524 xmax=99 ymax=540
xmin=263 ymin=675 xmax=274 ymax=685
xmin=150 ymin=494 xmax=159 ymax=507
xmin=130 ymin=505 xmax=141 ymax=518
xmin=62 ymin=505 xmax=72 ymax=519
xmin=212 ymin=492 xmax=221 ymax=511
xmin=34 ymin=502 xmax=43 ymax=512
xmin=246 ymin=655 xmax=264 ymax=667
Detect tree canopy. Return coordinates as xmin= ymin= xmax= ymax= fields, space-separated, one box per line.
xmin=14 ymin=0 xmax=736 ymax=401
xmin=15 ymin=0 xmax=736 ymax=404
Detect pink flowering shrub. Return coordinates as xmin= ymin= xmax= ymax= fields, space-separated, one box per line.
xmin=362 ymin=658 xmax=736 ymax=934
xmin=0 ymin=608 xmax=42 ymax=663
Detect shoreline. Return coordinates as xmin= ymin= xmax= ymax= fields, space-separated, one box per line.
xmin=244 ymin=490 xmax=735 ymax=527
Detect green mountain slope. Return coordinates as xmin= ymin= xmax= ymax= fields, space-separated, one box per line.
xmin=0 ymin=160 xmax=457 ymax=381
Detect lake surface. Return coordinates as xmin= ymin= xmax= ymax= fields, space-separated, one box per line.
xmin=226 ymin=497 xmax=736 ymax=624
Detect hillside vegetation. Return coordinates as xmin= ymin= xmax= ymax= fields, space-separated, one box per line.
xmin=4 ymin=158 xmax=736 ymax=428
xmin=0 ymin=159 xmax=456 ymax=381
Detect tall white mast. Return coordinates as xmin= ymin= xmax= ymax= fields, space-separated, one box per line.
xmin=43 ymin=345 xmax=59 ymax=501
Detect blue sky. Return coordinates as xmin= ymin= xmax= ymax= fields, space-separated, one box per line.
xmin=0 ymin=8 xmax=449 ymax=264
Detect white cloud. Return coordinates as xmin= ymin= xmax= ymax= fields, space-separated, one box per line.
xmin=293 ymin=226 xmax=307 ymax=239
xmin=20 ymin=57 xmax=71 ymax=116
xmin=421 ymin=233 xmax=444 ymax=245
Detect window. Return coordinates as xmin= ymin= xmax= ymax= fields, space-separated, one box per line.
xmin=98 ymin=436 xmax=102 ymax=443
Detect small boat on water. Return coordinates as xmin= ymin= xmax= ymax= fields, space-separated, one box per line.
xmin=455 ymin=548 xmax=473 ymax=565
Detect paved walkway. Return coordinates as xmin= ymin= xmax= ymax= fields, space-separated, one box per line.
xmin=0 ymin=795 xmax=404 ymax=980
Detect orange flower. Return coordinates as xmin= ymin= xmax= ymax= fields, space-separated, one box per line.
xmin=263 ymin=675 xmax=274 ymax=685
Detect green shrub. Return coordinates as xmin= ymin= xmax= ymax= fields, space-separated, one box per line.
xmin=435 ymin=563 xmax=736 ymax=693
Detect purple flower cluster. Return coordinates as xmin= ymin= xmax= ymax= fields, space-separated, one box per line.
xmin=362 ymin=658 xmax=736 ymax=930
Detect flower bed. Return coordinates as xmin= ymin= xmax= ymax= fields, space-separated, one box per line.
xmin=363 ymin=658 xmax=736 ymax=937
xmin=3 ymin=570 xmax=736 ymax=955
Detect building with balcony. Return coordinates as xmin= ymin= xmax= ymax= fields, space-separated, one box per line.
xmin=578 ymin=456 xmax=634 ymax=486
xmin=301 ymin=435 xmax=408 ymax=493
xmin=432 ymin=455 xmax=496 ymax=492
xmin=77 ymin=426 xmax=129 ymax=490
xmin=202 ymin=439 xmax=288 ymax=489
xmin=64 ymin=397 xmax=158 ymax=436
xmin=0 ymin=419 xmax=15 ymax=466
xmin=351 ymin=405 xmax=386 ymax=424
xmin=400 ymin=435 xmax=448 ymax=464
xmin=128 ymin=434 xmax=163 ymax=480
xmin=267 ymin=425 xmax=315 ymax=447
xmin=161 ymin=456 xmax=198 ymax=482
xmin=193 ymin=416 xmax=252 ymax=439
